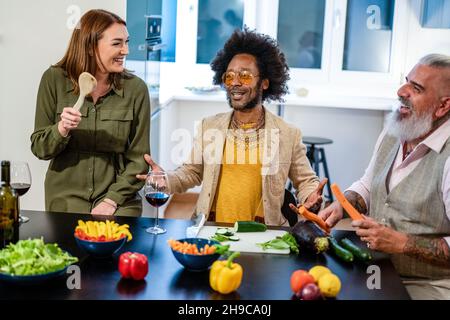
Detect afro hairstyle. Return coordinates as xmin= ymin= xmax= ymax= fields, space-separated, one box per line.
xmin=210 ymin=28 xmax=290 ymax=102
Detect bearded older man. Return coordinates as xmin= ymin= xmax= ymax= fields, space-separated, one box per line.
xmin=319 ymin=54 xmax=450 ymax=300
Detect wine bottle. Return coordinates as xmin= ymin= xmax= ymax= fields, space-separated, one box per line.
xmin=0 ymin=161 xmax=19 ymax=248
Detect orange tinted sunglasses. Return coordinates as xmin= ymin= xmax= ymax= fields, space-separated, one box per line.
xmin=222 ymin=70 xmax=259 ymax=87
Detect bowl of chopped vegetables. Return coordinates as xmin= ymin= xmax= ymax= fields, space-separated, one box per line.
xmin=75 ymin=235 xmax=127 ymax=258
xmin=168 ymin=238 xmax=228 ymax=272
xmin=0 ymin=238 xmax=78 ymax=284
xmin=74 ymin=220 xmax=131 ymax=257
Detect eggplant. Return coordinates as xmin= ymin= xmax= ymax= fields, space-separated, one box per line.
xmin=290 ymin=220 xmax=329 ymax=254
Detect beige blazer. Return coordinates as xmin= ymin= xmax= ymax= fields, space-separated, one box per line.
xmin=167 ymin=109 xmax=319 ymax=226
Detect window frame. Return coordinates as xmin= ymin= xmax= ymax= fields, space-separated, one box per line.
xmin=174 ymin=0 xmax=250 ymax=88
xmin=267 ymin=0 xmax=333 ymax=86
xmin=328 ymin=0 xmax=409 ymax=87
xmin=265 ymin=0 xmax=409 ymax=97
xmin=173 ymin=0 xmax=410 ymax=98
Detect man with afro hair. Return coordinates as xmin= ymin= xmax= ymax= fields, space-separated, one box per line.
xmin=139 ymin=29 xmax=325 ymax=226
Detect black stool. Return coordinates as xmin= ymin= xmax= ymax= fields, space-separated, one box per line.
xmin=302 ymin=136 xmax=333 ymax=202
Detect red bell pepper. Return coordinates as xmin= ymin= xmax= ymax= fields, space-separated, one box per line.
xmin=118 ymin=252 xmax=149 ymax=280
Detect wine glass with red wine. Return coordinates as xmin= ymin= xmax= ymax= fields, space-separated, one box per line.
xmin=10 ymin=161 xmax=32 ymax=223
xmin=144 ymin=171 xmax=169 ymax=234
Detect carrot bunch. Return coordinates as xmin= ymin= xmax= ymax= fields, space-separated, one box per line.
xmin=168 ymin=239 xmax=217 ymax=255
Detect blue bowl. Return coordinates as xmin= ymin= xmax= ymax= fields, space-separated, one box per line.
xmin=170 ymin=238 xmax=221 ymax=272
xmin=0 ymin=266 xmax=70 ymax=285
xmin=75 ymin=235 xmax=126 ymax=257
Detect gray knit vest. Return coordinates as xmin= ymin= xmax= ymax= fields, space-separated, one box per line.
xmin=370 ymin=134 xmax=450 ymax=279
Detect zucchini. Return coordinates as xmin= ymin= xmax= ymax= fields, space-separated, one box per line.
xmin=329 ymin=237 xmax=354 ymax=262
xmin=211 ymin=230 xmax=240 ymax=242
xmin=216 ymin=228 xmax=234 ymax=236
xmin=216 ymin=228 xmax=229 ymax=235
xmin=290 ymin=220 xmax=329 ymax=254
xmin=234 ymin=221 xmax=267 ymax=233
xmin=211 ymin=234 xmax=230 ymax=242
xmin=225 ymin=228 xmax=235 ymax=236
xmin=340 ymin=238 xmax=372 ymax=262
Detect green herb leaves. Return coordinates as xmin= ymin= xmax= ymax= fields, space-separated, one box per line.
xmin=257 ymin=233 xmax=299 ymax=254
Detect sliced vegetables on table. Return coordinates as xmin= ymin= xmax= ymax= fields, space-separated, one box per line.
xmin=216 ymin=228 xmax=234 ymax=236
xmin=212 ymin=223 xmax=300 ymax=254
xmin=168 ymin=239 xmax=230 ymax=256
xmin=211 ymin=228 xmax=240 ymax=242
xmin=0 ymin=238 xmax=78 ymax=276
xmin=75 ymin=220 xmax=132 ymax=242
xmin=211 ymin=234 xmax=240 ymax=242
xmin=211 ymin=221 xmax=267 ymax=243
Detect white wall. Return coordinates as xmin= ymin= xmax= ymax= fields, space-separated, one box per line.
xmin=282 ymin=105 xmax=384 ymax=189
xmin=158 ymin=100 xmax=384 ymax=194
xmin=0 ymin=0 xmax=126 ymax=210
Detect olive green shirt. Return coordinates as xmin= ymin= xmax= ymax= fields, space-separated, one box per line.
xmin=31 ymin=67 xmax=150 ymax=216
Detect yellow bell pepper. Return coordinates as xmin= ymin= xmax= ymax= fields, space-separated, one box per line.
xmin=209 ymin=252 xmax=243 ymax=294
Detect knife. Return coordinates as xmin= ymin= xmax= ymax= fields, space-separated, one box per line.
xmin=186 ymin=213 xmax=206 ymax=238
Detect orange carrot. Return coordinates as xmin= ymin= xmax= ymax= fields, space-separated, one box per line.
xmin=167 ymin=239 xmax=217 ymax=255
xmin=298 ymin=206 xmax=331 ymax=233
xmin=331 ymin=183 xmax=364 ymax=221
xmin=207 ymin=246 xmax=216 ymax=254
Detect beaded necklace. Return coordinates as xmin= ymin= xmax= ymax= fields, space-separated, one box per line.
xmin=227 ymin=108 xmax=266 ymax=150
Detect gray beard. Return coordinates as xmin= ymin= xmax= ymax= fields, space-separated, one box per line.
xmin=386 ymin=106 xmax=433 ymax=142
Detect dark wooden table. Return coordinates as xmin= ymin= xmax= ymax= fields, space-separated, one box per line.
xmin=0 ymin=210 xmax=410 ymax=300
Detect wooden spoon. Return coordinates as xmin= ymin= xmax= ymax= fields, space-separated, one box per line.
xmin=73 ymin=72 xmax=97 ymax=111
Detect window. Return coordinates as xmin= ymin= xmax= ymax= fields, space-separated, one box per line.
xmin=166 ymin=0 xmax=412 ymax=101
xmin=126 ymin=0 xmax=177 ymax=62
xmin=196 ymin=0 xmax=244 ymax=64
xmin=343 ymin=0 xmax=395 ymax=72
xmin=421 ymin=0 xmax=450 ymax=29
xmin=277 ymin=0 xmax=326 ymax=69
xmin=327 ymin=0 xmax=407 ymax=92
xmin=161 ymin=0 xmax=178 ymax=62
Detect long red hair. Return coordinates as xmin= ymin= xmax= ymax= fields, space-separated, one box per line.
xmin=55 ymin=9 xmax=131 ymax=94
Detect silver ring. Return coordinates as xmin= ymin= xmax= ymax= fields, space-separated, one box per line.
xmin=366 ymin=242 xmax=371 ymax=249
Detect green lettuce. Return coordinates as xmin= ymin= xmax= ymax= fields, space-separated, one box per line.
xmin=0 ymin=238 xmax=78 ymax=276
